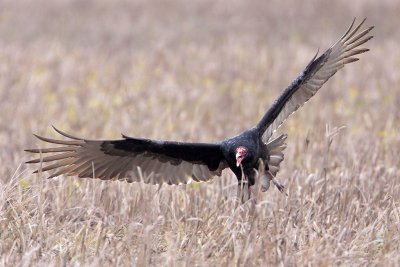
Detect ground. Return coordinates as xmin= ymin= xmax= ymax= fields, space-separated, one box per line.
xmin=0 ymin=0 xmax=399 ymax=265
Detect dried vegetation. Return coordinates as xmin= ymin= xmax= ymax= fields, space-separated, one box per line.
xmin=0 ymin=0 xmax=399 ymax=265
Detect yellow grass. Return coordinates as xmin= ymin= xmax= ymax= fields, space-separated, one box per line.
xmin=1 ymin=0 xmax=399 ymax=265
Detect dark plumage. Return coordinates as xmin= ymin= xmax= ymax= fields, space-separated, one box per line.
xmin=25 ymin=19 xmax=373 ymax=202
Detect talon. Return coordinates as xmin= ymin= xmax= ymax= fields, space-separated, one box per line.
xmin=266 ymin=170 xmax=287 ymax=195
xmin=272 ymin=178 xmax=285 ymax=192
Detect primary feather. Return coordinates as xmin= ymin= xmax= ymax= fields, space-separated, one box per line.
xmin=27 ymin=126 xmax=227 ymax=185
xmin=257 ymin=18 xmax=373 ymax=141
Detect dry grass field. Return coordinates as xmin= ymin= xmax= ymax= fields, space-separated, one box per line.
xmin=1 ymin=0 xmax=399 ymax=266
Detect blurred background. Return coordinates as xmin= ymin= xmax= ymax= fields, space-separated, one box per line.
xmin=1 ymin=0 xmax=398 ymax=162
xmin=0 ymin=0 xmax=399 ymax=265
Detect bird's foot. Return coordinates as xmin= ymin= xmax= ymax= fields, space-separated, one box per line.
xmin=272 ymin=177 xmax=285 ymax=193
xmin=266 ymin=170 xmax=287 ymax=195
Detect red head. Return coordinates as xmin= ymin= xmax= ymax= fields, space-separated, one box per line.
xmin=235 ymin=146 xmax=248 ymax=167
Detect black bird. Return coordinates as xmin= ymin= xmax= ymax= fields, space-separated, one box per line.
xmin=26 ymin=19 xmax=373 ymax=202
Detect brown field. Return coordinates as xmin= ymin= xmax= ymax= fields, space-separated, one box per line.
xmin=1 ymin=0 xmax=399 ymax=266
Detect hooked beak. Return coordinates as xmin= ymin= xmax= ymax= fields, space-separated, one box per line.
xmin=236 ymin=152 xmax=244 ymax=167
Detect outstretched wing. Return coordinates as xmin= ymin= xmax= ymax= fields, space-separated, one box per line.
xmin=257 ymin=18 xmax=373 ymax=141
xmin=25 ymin=127 xmax=228 ymax=185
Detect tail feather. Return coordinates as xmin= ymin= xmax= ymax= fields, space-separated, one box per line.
xmin=266 ymin=134 xmax=287 ymax=176
xmin=269 ymin=155 xmax=284 ymax=166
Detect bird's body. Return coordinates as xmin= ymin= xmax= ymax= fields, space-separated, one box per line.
xmin=26 ymin=19 xmax=373 ymax=202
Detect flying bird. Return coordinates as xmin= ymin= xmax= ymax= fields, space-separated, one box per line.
xmin=26 ymin=19 xmax=373 ymax=202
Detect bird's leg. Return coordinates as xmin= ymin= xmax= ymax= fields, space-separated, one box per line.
xmin=262 ymin=161 xmax=286 ymax=194
xmin=257 ymin=159 xmax=270 ymax=192
xmin=260 ymin=174 xmax=271 ymax=192
xmin=266 ymin=170 xmax=286 ymax=194
xmin=247 ymin=168 xmax=257 ymax=204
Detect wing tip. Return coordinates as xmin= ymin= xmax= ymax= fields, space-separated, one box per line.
xmin=344 ymin=57 xmax=360 ymax=64
xmin=47 ymin=173 xmax=59 ymax=179
xmin=340 ymin=17 xmax=372 ymax=45
xmin=33 ymin=133 xmax=43 ymax=140
xmin=31 ymin=132 xmax=84 ymax=146
xmin=121 ymin=133 xmax=130 ymax=139
xmin=52 ymin=125 xmax=83 ymax=140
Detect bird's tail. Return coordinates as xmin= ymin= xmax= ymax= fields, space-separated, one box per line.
xmin=266 ymin=134 xmax=287 ymax=175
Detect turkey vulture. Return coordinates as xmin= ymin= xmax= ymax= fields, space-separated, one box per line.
xmin=25 ymin=19 xmax=373 ymax=202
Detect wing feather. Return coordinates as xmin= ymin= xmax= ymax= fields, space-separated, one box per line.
xmin=257 ymin=18 xmax=373 ymax=141
xmin=26 ymin=127 xmax=228 ymax=185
